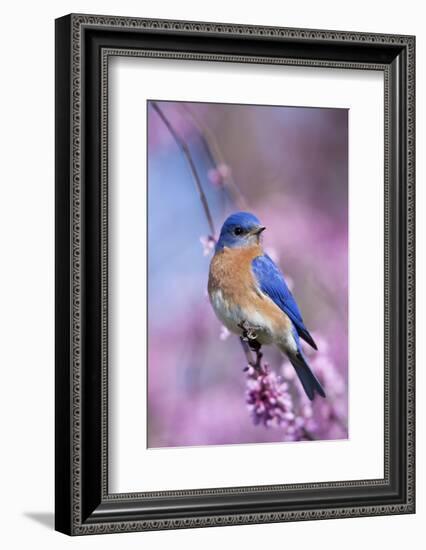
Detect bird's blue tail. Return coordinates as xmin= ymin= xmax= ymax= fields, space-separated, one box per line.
xmin=289 ymin=352 xmax=326 ymax=401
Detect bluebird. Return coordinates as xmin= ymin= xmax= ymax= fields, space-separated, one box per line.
xmin=208 ymin=212 xmax=325 ymax=400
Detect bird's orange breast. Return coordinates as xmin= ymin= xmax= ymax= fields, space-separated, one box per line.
xmin=208 ymin=245 xmax=291 ymax=335
xmin=208 ymin=245 xmax=262 ymax=304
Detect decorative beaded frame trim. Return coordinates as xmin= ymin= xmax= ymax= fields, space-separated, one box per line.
xmin=68 ymin=14 xmax=415 ymax=535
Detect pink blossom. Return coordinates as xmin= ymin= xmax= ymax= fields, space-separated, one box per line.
xmin=200 ymin=235 xmax=216 ymax=256
xmin=219 ymin=326 xmax=231 ymax=341
xmin=208 ymin=164 xmax=231 ymax=187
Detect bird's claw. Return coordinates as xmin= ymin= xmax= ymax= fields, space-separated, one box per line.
xmin=239 ymin=321 xmax=263 ymax=370
xmin=238 ymin=320 xmax=260 ymax=341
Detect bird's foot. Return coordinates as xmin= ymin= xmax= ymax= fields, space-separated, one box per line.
xmin=238 ymin=320 xmax=261 ymax=344
xmin=239 ymin=321 xmax=263 ymax=371
xmin=238 ymin=321 xmax=260 ymax=344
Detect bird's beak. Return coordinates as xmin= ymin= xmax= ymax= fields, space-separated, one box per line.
xmin=251 ymin=225 xmax=266 ymax=236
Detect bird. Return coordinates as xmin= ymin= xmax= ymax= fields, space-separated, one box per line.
xmin=208 ymin=211 xmax=325 ymax=401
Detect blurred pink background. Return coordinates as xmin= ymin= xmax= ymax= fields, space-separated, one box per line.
xmin=147 ymin=100 xmax=348 ymax=447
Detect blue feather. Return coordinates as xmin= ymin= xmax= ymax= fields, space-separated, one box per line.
xmin=251 ymin=254 xmax=317 ymax=350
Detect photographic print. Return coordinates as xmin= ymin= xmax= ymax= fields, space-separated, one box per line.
xmin=147 ymin=100 xmax=348 ymax=448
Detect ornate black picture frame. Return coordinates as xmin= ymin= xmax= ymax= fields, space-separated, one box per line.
xmin=55 ymin=13 xmax=415 ymax=535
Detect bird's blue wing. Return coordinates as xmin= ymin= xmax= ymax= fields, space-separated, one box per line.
xmin=252 ymin=254 xmax=317 ymax=350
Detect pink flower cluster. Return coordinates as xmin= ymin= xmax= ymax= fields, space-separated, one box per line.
xmin=245 ymin=333 xmax=347 ymax=441
xmin=245 ymin=364 xmax=309 ymax=440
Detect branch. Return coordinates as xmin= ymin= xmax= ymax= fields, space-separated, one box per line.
xmin=150 ymin=101 xmax=216 ymax=237
xmin=239 ymin=338 xmax=256 ymax=367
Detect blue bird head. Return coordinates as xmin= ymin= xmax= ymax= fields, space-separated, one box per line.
xmin=216 ymin=212 xmax=266 ymax=251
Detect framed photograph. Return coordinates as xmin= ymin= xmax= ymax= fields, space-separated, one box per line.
xmin=55 ymin=14 xmax=415 ymax=535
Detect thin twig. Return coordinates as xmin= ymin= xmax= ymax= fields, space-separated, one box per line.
xmin=180 ymin=104 xmax=249 ymax=210
xmin=150 ymin=101 xmax=216 ymax=237
xmin=180 ymin=105 xmax=217 ymax=169
xmin=239 ymin=338 xmax=255 ymax=367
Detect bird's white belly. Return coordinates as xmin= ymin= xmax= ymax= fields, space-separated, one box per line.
xmin=209 ymin=289 xmax=275 ymax=345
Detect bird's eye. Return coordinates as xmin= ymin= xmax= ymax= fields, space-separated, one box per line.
xmin=234 ymin=226 xmax=243 ymax=236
